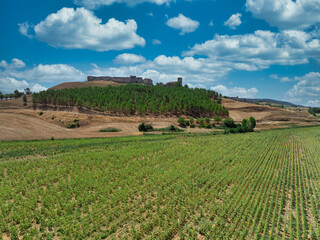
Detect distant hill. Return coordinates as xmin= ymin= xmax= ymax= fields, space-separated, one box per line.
xmin=228 ymin=97 xmax=305 ymax=107
xmin=50 ymin=81 xmax=125 ymax=90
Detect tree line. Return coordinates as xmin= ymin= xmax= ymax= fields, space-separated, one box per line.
xmin=32 ymin=84 xmax=229 ymax=116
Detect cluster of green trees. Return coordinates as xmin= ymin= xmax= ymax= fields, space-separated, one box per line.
xmin=308 ymin=107 xmax=320 ymax=117
xmin=0 ymin=90 xmax=24 ymax=100
xmin=224 ymin=117 xmax=256 ymax=134
xmin=32 ymin=85 xmax=229 ymax=116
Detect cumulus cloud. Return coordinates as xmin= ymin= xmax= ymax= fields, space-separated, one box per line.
xmin=286 ymin=72 xmax=320 ymax=105
xmin=90 ymin=55 xmax=232 ymax=85
xmin=0 ymin=77 xmax=29 ymax=93
xmin=114 ymin=53 xmax=146 ymax=64
xmin=307 ymin=100 xmax=320 ymax=107
xmin=31 ymin=83 xmax=48 ymax=92
xmin=74 ymin=0 xmax=173 ymax=9
xmin=0 ymin=58 xmax=85 ymax=93
xmin=152 ymin=39 xmax=162 ymax=45
xmin=246 ymin=0 xmax=320 ymax=29
xmin=224 ymin=13 xmax=242 ymax=29
xmin=19 ymin=7 xmax=145 ymax=52
xmin=166 ymin=14 xmax=200 ymax=35
xmin=0 ymin=59 xmax=26 ymax=69
xmin=184 ymin=30 xmax=320 ymax=70
xmin=0 ymin=77 xmax=48 ymax=93
xmin=22 ymin=64 xmax=86 ymax=83
xmin=211 ymin=85 xmax=258 ymax=98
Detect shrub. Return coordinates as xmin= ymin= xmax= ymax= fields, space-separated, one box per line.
xmin=189 ymin=117 xmax=194 ymax=125
xmin=138 ymin=122 xmax=153 ymax=132
xmin=197 ymin=118 xmax=205 ymax=125
xmin=22 ymin=95 xmax=27 ymax=105
xmin=214 ymin=116 xmax=222 ymax=124
xmin=205 ymin=117 xmax=210 ymax=124
xmin=224 ymin=118 xmax=236 ymax=128
xmin=99 ymin=128 xmax=121 ymax=132
xmin=190 ymin=124 xmax=195 ymax=128
xmin=50 ymin=137 xmax=54 ymax=141
xmin=178 ymin=117 xmax=186 ymax=127
xmin=39 ymin=111 xmax=43 ymax=116
xmin=249 ymin=116 xmax=256 ymax=131
xmin=66 ymin=123 xmax=77 ymax=128
xmin=205 ymin=124 xmax=213 ymax=129
xmin=241 ymin=118 xmax=249 ymax=132
xmin=73 ymin=119 xmax=80 ymax=127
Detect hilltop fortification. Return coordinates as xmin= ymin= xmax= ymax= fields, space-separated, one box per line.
xmin=87 ymin=75 xmax=153 ymax=85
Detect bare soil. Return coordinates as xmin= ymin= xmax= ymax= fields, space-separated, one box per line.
xmin=0 ymin=96 xmax=319 ymax=141
xmin=222 ymin=98 xmax=320 ymax=130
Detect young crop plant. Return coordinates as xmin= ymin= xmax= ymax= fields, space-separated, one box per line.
xmin=0 ymin=126 xmax=320 ymax=239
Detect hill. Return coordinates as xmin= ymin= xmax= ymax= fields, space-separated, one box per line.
xmin=33 ymin=84 xmax=228 ymax=117
xmin=50 ymin=80 xmax=125 ymax=90
xmin=221 ymin=98 xmax=319 ymax=129
xmin=228 ymin=97 xmax=305 ymax=107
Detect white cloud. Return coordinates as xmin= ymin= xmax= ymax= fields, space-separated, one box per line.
xmin=184 ymin=30 xmax=320 ymax=70
xmin=224 ymin=13 xmax=242 ymax=29
xmin=0 ymin=77 xmax=28 ymax=93
xmin=209 ymin=21 xmax=214 ymax=27
xmin=166 ymin=14 xmax=199 ymax=35
xmin=0 ymin=77 xmax=48 ymax=94
xmin=31 ymin=83 xmax=48 ymax=92
xmin=211 ymin=85 xmax=258 ymax=98
xmin=90 ymin=55 xmax=232 ymax=85
xmin=74 ymin=0 xmax=173 ymax=9
xmin=152 ymin=39 xmax=162 ymax=45
xmin=0 ymin=60 xmax=86 ymax=93
xmin=246 ymin=0 xmax=320 ymax=29
xmin=307 ymin=100 xmax=320 ymax=107
xmin=0 ymin=58 xmax=26 ymax=69
xmin=23 ymin=64 xmax=86 ymax=83
xmin=19 ymin=7 xmax=145 ymax=52
xmin=114 ymin=53 xmax=146 ymax=64
xmin=18 ymin=22 xmax=33 ymax=38
xmin=286 ymin=72 xmax=320 ymax=105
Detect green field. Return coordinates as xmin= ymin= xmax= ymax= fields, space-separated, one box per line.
xmin=1 ymin=127 xmax=320 ymax=239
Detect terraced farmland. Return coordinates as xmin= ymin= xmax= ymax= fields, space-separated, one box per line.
xmin=1 ymin=126 xmax=320 ymax=239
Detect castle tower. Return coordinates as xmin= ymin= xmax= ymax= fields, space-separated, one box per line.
xmin=177 ymin=77 xmax=182 ymax=86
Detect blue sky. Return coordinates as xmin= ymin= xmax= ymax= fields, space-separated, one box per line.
xmin=0 ymin=0 xmax=319 ymax=106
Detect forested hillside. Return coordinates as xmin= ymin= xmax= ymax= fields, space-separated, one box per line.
xmin=32 ymin=85 xmax=228 ymax=116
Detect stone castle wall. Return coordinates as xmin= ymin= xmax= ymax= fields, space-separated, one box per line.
xmin=87 ymin=76 xmax=153 ymax=85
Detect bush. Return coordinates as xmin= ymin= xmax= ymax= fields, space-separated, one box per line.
xmin=205 ymin=124 xmax=213 ymax=129
xmin=99 ymin=128 xmax=121 ymax=132
xmin=39 ymin=111 xmax=43 ymax=116
xmin=66 ymin=123 xmax=77 ymax=128
xmin=190 ymin=124 xmax=195 ymax=128
xmin=249 ymin=116 xmax=256 ymax=131
xmin=197 ymin=118 xmax=205 ymax=125
xmin=178 ymin=117 xmax=186 ymax=127
xmin=138 ymin=122 xmax=153 ymax=132
xmin=189 ymin=117 xmax=194 ymax=124
xmin=224 ymin=118 xmax=236 ymax=128
xmin=205 ymin=117 xmax=210 ymax=124
xmin=214 ymin=116 xmax=222 ymax=124
xmin=50 ymin=137 xmax=54 ymax=141
xmin=22 ymin=95 xmax=27 ymax=105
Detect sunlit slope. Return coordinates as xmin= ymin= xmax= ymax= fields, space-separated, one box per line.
xmin=1 ymin=126 xmax=320 ymax=239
